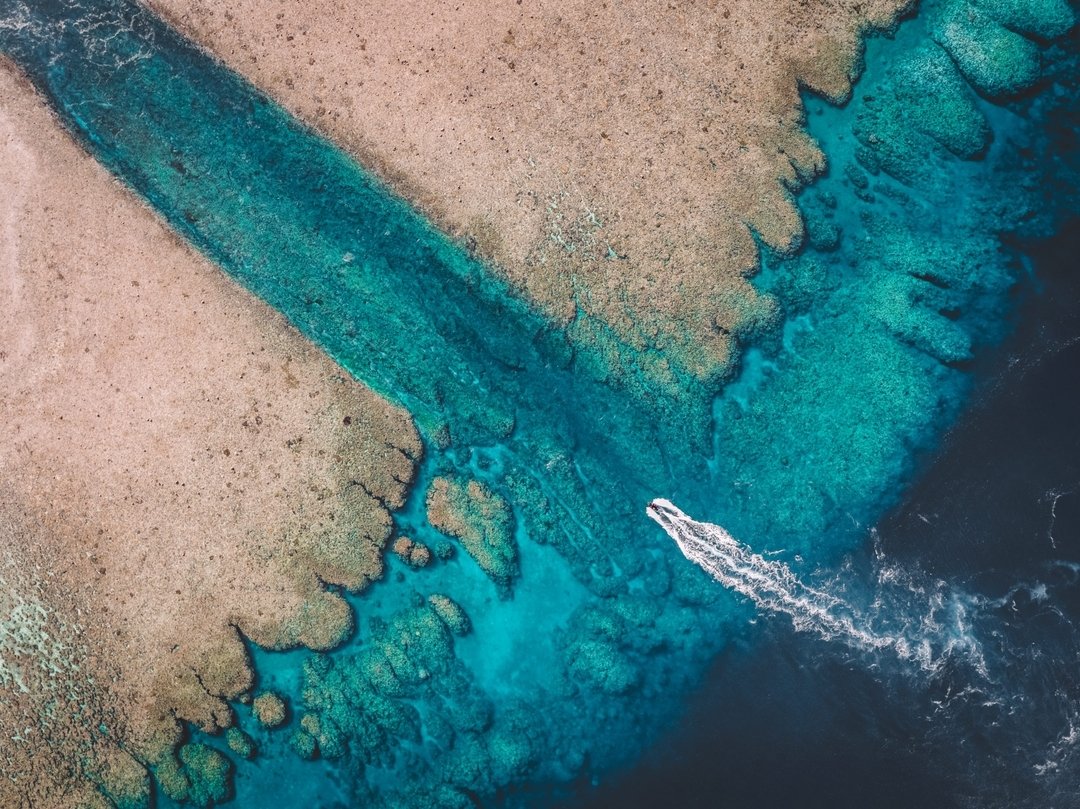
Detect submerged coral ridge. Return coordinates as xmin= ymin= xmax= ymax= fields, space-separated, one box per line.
xmin=0 ymin=0 xmax=1075 ymax=806
xmin=709 ymin=0 xmax=1070 ymax=551
xmin=426 ymin=476 xmax=519 ymax=592
xmin=295 ymin=597 xmax=539 ymax=805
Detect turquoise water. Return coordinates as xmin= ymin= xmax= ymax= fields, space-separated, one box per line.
xmin=0 ymin=0 xmax=1074 ymax=806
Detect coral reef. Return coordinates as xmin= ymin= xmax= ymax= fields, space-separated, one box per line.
xmin=428 ymin=594 xmax=471 ymax=637
xmin=225 ymin=728 xmax=257 ymax=760
xmin=557 ymin=598 xmax=669 ymax=696
xmin=985 ymin=0 xmax=1075 ymax=39
xmin=153 ymin=742 xmax=233 ymax=807
xmin=392 ymin=536 xmax=433 ymax=569
xmin=852 ymin=44 xmax=990 ymax=182
xmin=932 ymin=0 xmax=1074 ymax=97
xmin=934 ymin=5 xmax=1040 ymax=97
xmin=426 ymin=476 xmax=519 ymax=592
xmin=87 ymin=750 xmax=152 ymax=809
xmin=290 ymin=728 xmax=318 ymax=760
xmin=295 ymin=598 xmax=552 ymax=807
xmin=252 ymin=693 xmax=288 ymax=730
xmin=150 ymin=0 xmax=913 ymax=392
xmin=0 ymin=0 xmax=1075 ymax=805
xmin=709 ymin=0 xmax=1073 ymax=555
xmin=299 ymin=602 xmax=463 ymax=767
xmin=0 ymin=61 xmax=418 ymax=805
xmin=155 ymin=743 xmax=233 ymax=808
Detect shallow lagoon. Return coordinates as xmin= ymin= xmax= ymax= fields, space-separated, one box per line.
xmin=1 ymin=0 xmax=1077 ymax=805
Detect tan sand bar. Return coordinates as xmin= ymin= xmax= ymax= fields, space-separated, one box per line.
xmin=151 ymin=0 xmax=910 ymax=386
xmin=0 ymin=63 xmax=420 ymax=806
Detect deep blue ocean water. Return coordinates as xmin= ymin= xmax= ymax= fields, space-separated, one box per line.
xmin=0 ymin=0 xmax=1077 ymax=806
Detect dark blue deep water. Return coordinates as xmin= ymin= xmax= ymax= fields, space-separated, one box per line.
xmin=0 ymin=0 xmax=1077 ymax=806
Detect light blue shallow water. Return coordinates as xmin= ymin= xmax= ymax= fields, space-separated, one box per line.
xmin=0 ymin=0 xmax=1075 ymax=806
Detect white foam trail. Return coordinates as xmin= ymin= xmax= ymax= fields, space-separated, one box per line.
xmin=650 ymin=499 xmax=1080 ymax=796
xmin=647 ymin=499 xmax=982 ymax=672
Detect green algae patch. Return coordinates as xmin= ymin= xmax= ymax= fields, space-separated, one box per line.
xmin=426 ymin=476 xmax=519 ymax=592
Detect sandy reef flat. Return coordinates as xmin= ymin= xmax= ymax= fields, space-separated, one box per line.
xmin=149 ymin=0 xmax=910 ymax=386
xmin=0 ymin=62 xmax=420 ymax=806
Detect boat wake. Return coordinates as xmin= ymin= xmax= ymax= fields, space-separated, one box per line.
xmin=647 ymin=498 xmax=985 ymax=676
xmin=648 ymin=498 xmax=1080 ymax=805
